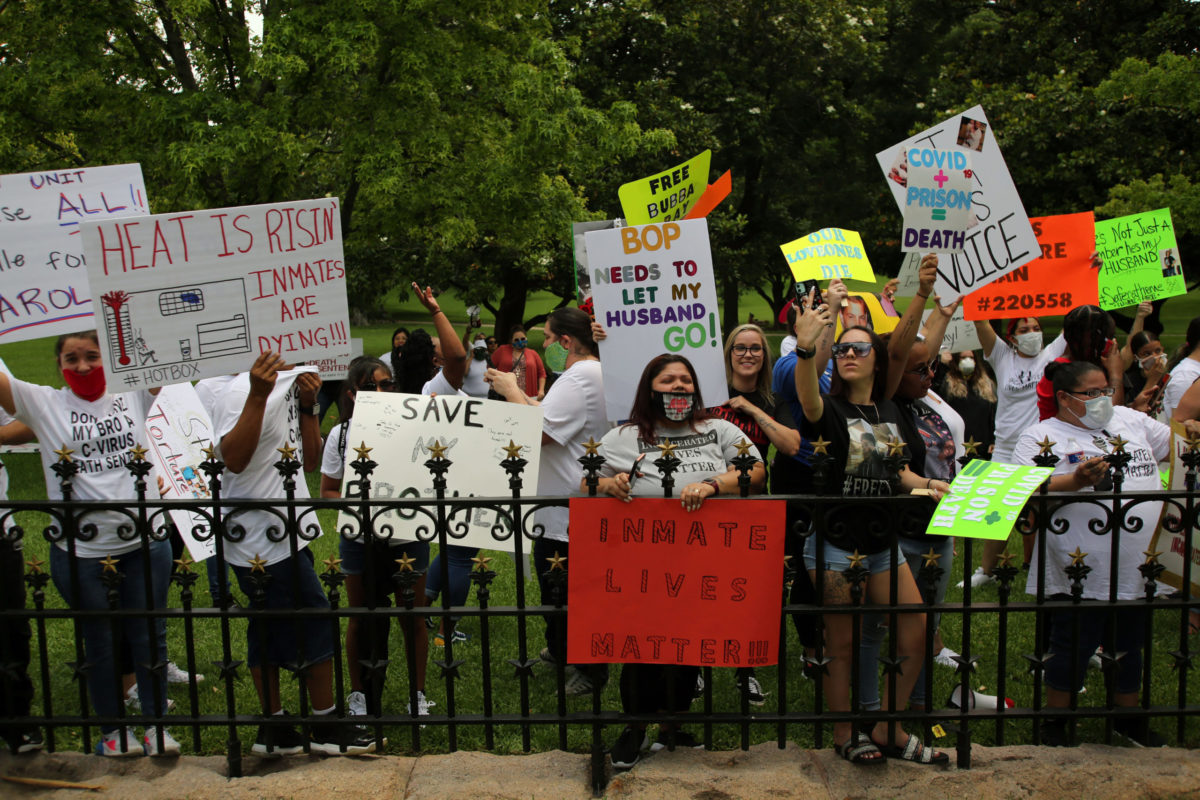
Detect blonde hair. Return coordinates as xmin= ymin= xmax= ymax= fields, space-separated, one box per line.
xmin=723 ymin=323 xmax=774 ymax=407
xmin=943 ymin=354 xmax=996 ymax=402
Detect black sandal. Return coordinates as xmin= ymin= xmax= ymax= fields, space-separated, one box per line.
xmin=875 ymin=733 xmax=948 ymax=765
xmin=835 ymin=732 xmax=886 ymax=765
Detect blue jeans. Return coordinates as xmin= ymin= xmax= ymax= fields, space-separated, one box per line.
xmin=425 ymin=544 xmax=478 ymax=619
xmin=858 ymin=536 xmax=953 ymax=710
xmin=50 ymin=540 xmax=171 ymax=732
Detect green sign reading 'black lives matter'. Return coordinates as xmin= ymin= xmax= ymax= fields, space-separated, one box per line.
xmin=926 ymin=460 xmax=1053 ymax=541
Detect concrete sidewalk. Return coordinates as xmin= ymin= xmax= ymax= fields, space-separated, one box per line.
xmin=1 ymin=742 xmax=1197 ymax=799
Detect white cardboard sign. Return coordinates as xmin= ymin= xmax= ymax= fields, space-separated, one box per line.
xmin=585 ymin=219 xmax=728 ymax=421
xmin=335 ymin=392 xmax=544 ymax=552
xmin=0 ymin=164 xmax=149 ymax=343
xmin=80 ymin=197 xmax=350 ymax=389
xmin=145 ymin=383 xmax=217 ymax=561
xmin=877 ymin=107 xmax=1039 ymax=300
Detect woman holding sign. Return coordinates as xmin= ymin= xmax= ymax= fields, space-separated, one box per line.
xmin=0 ymin=331 xmax=180 ymax=757
xmin=591 ymin=353 xmax=764 ymax=770
xmin=791 ymin=285 xmax=950 ymax=766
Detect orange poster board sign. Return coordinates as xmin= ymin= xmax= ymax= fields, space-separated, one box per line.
xmin=566 ymin=497 xmax=785 ymax=667
xmin=962 ymin=212 xmax=1098 ymax=320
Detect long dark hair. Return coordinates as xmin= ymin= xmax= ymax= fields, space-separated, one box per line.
xmin=1062 ymin=304 xmax=1115 ymax=366
xmin=547 ymin=307 xmax=598 ymax=357
xmin=395 ymin=329 xmax=436 ymax=393
xmin=829 ymin=326 xmax=888 ymax=402
xmin=625 ymin=354 xmax=708 ymax=443
xmin=1170 ymin=315 xmax=1200 ymax=370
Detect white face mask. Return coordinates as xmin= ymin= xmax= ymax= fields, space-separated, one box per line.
xmin=1068 ymin=394 xmax=1114 ymax=429
xmin=1139 ymin=352 xmax=1166 ymax=372
xmin=958 ymin=357 xmax=976 ymax=376
xmin=1014 ymin=330 xmax=1043 ymax=356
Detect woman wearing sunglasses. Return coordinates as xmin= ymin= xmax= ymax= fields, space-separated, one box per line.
xmin=790 ymin=265 xmax=950 ymax=766
xmin=321 ymin=356 xmax=430 ymax=719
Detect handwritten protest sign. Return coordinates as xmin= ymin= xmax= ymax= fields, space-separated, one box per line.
xmin=0 ymin=164 xmax=149 ymax=344
xmin=877 ymin=107 xmax=1039 ymax=300
xmin=567 ymin=498 xmax=784 ymax=667
xmin=780 ymin=228 xmax=876 ymax=282
xmin=619 ymin=150 xmax=711 ymax=225
xmin=144 ymin=383 xmax=217 ymax=561
xmin=1151 ymin=421 xmax=1200 ymax=596
xmin=923 ymin=304 xmax=981 ymax=353
xmin=1095 ymin=208 xmax=1184 ymax=310
xmin=586 ymin=219 xmax=727 ymax=421
xmin=334 ymin=392 xmax=543 ymax=552
xmin=80 ymin=198 xmax=350 ymax=389
xmin=963 ymin=212 xmax=1098 ymax=320
xmin=927 ymin=459 xmax=1051 ymax=540
xmin=901 ymin=147 xmax=973 ymax=253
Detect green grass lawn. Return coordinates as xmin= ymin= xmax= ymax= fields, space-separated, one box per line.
xmin=2 ymin=283 xmax=1199 ymax=759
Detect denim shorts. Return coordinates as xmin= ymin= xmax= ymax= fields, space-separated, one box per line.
xmin=338 ymin=536 xmax=430 ymax=576
xmin=803 ymin=535 xmax=895 ymax=575
xmin=232 ymin=548 xmax=334 ymax=668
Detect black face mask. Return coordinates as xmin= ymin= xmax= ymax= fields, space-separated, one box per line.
xmin=652 ymin=390 xmax=695 ymax=422
xmin=472 ymin=348 xmax=488 ymax=361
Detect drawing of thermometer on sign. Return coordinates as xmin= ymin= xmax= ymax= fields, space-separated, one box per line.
xmin=101 ymin=291 xmax=134 ymax=366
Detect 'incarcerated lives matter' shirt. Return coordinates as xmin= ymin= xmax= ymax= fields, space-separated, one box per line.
xmin=597 ymin=418 xmax=756 ymax=497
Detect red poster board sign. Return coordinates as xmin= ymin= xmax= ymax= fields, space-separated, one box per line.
xmin=963 ymin=212 xmax=1098 ymax=320
xmin=566 ymin=497 xmax=785 ymax=667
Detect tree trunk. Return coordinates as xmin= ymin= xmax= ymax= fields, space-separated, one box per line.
xmin=722 ymin=271 xmax=739 ymax=340
xmin=493 ymin=265 xmax=530 ymax=340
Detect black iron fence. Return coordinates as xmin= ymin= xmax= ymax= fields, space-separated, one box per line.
xmin=0 ymin=439 xmax=1197 ymax=796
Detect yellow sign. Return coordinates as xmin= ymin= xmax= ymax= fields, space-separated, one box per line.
xmin=618 ymin=150 xmax=711 ymax=225
xmin=780 ymin=228 xmax=875 ymax=282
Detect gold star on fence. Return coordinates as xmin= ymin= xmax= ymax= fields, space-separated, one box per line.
xmin=276 ymin=443 xmax=298 ymax=461
xmin=100 ymin=554 xmax=120 ymax=574
xmin=25 ymin=556 xmax=45 ymax=575
xmin=656 ymin=440 xmax=677 ymax=458
xmin=201 ymin=443 xmax=217 ymax=461
xmin=1107 ymin=434 xmax=1129 ymax=453
xmin=996 ymin=551 xmax=1018 ymax=568
xmin=502 ymin=440 xmax=523 ymax=459
xmin=426 ymin=440 xmax=448 ymax=460
xmin=783 ymin=555 xmax=793 ymax=567
xmin=582 ymin=437 xmax=602 ymax=456
xmin=962 ymin=438 xmax=981 ymax=457
xmin=734 ymin=439 xmax=754 ymax=457
xmin=322 ymin=555 xmax=343 ymax=573
xmin=546 ymin=552 xmax=567 ymax=571
xmin=847 ymin=550 xmax=867 ymax=569
xmin=173 ymin=554 xmax=194 ymax=574
xmin=885 ymin=436 xmax=907 ymax=457
xmin=1036 ymin=437 xmax=1057 ymax=457
xmin=249 ymin=554 xmax=269 ymax=573
xmin=810 ymin=437 xmax=831 ymax=456
xmin=921 ymin=548 xmax=942 ymax=567
xmin=53 ymin=444 xmax=75 ymax=463
xmin=1184 ymin=434 xmax=1200 ymax=453
xmin=395 ymin=553 xmax=417 ymax=572
xmin=353 ymin=442 xmax=373 ymax=460
xmin=1142 ymin=548 xmax=1162 ymax=565
xmin=1068 ymin=548 xmax=1088 ymax=567
xmin=471 ymin=555 xmax=493 ymax=572
xmin=128 ymin=443 xmax=148 ymax=462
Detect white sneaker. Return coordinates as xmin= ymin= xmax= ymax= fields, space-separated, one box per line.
xmin=142 ymin=726 xmax=181 ymax=757
xmin=166 ymin=662 xmax=203 ymax=684
xmin=406 ymin=690 xmax=435 ymax=716
xmin=692 ymin=673 xmax=705 ymax=700
xmin=125 ymin=684 xmax=175 ymax=714
xmin=96 ymin=727 xmax=142 ymax=757
xmin=347 ymin=691 xmax=367 ymax=717
xmin=956 ymin=567 xmax=996 ymax=589
xmin=934 ymin=647 xmax=960 ymax=668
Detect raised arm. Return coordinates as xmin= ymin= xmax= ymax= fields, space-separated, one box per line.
xmin=0 ymin=373 xmax=13 ymax=417
xmin=296 ymin=371 xmax=322 ymax=473
xmin=1120 ymin=301 xmax=1152 ymax=370
xmin=919 ymin=296 xmax=962 ymax=359
xmin=219 ymin=352 xmax=285 ymax=474
xmin=884 ymin=254 xmax=936 ymax=399
xmin=414 ymin=282 xmax=467 ymax=389
xmin=813 ymin=278 xmax=847 ymax=377
xmin=973 ymin=318 xmax=998 ymax=357
xmin=793 ymin=291 xmax=833 ymax=423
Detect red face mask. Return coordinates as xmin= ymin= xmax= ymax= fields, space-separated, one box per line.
xmin=62 ymin=366 xmax=106 ymax=401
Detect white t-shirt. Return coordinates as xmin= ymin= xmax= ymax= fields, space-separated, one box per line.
xmin=780 ymin=335 xmax=797 ymax=358
xmin=1163 ymin=357 xmax=1200 ymax=422
xmin=194 ymin=374 xmax=238 ymax=420
xmin=535 ymin=359 xmax=609 ymax=542
xmin=987 ymin=333 xmax=1066 ymax=462
xmin=11 ymin=379 xmax=155 ymax=557
xmin=916 ymin=388 xmax=966 ymax=467
xmin=212 ymin=369 xmax=312 ymax=567
xmin=598 ymin=417 xmax=758 ymax=496
xmin=460 ymin=358 xmax=491 ymax=398
xmin=1013 ymin=406 xmax=1169 ymax=600
xmin=421 ymin=370 xmax=467 ymax=397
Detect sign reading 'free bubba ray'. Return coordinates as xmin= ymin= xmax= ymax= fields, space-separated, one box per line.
xmin=877 ymin=106 xmax=1039 ymax=301
xmin=80 ymin=198 xmax=350 ymax=389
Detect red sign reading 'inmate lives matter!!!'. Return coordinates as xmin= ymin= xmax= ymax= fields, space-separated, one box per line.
xmin=566 ymin=498 xmax=784 ymax=667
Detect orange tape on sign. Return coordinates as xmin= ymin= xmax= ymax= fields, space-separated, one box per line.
xmin=962 ymin=211 xmax=1098 ymax=320
xmin=566 ymin=497 xmax=784 ymax=667
xmin=683 ymin=170 xmax=733 ymax=220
